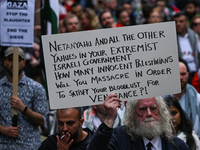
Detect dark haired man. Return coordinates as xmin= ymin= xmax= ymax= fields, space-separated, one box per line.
xmin=173 ymin=12 xmax=199 ymax=82
xmin=63 ymin=13 xmax=79 ymax=33
xmin=0 ymin=47 xmax=48 ymax=150
xmin=184 ymin=0 xmax=200 ymax=27
xmin=71 ymin=3 xmax=83 ymax=19
xmin=115 ymin=7 xmax=130 ymax=27
xmin=171 ymin=58 xmax=200 ymax=136
xmin=99 ymin=10 xmax=115 ymax=28
xmin=122 ymin=2 xmax=136 ymax=25
xmin=39 ymin=107 xmax=93 ymax=150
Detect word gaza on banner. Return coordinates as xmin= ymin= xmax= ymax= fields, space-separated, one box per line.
xmin=0 ymin=0 xmax=34 ymax=47
xmin=42 ymin=21 xmax=181 ymax=109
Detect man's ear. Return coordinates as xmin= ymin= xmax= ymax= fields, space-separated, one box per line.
xmin=80 ymin=118 xmax=84 ymax=126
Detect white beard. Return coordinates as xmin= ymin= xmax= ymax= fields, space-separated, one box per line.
xmin=134 ymin=117 xmax=162 ymax=140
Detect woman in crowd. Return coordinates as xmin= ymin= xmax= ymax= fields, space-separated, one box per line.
xmin=164 ymin=96 xmax=200 ymax=150
xmin=80 ymin=8 xmax=99 ymax=31
xmin=146 ymin=7 xmax=163 ymax=24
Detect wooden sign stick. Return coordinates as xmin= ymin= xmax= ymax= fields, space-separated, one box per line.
xmin=12 ymin=47 xmax=19 ymax=126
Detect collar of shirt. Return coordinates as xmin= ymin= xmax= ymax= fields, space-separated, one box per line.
xmin=143 ymin=136 xmax=162 ymax=150
xmin=178 ymin=33 xmax=189 ymax=39
xmin=1 ymin=72 xmax=26 ymax=85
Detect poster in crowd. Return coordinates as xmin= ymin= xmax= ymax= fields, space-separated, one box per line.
xmin=0 ymin=0 xmax=35 ymax=47
xmin=42 ymin=21 xmax=181 ymax=109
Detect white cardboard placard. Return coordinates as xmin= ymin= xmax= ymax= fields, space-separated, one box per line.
xmin=42 ymin=22 xmax=181 ymax=109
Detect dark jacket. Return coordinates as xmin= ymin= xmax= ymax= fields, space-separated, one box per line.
xmin=38 ymin=128 xmax=93 ymax=150
xmin=86 ymin=123 xmax=190 ymax=150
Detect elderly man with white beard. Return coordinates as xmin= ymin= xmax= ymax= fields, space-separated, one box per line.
xmin=86 ymin=94 xmax=189 ymax=150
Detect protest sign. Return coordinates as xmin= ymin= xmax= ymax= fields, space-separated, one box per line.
xmin=0 ymin=0 xmax=35 ymax=47
xmin=42 ymin=22 xmax=181 ymax=109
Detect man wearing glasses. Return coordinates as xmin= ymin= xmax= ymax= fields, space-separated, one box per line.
xmin=170 ymin=58 xmax=200 ymax=137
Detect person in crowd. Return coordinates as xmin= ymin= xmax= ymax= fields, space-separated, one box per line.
xmin=156 ymin=0 xmax=173 ymax=21
xmin=62 ymin=0 xmax=75 ymax=12
xmin=39 ymin=107 xmax=93 ymax=150
xmin=79 ymin=0 xmax=94 ymax=10
xmin=82 ymin=104 xmax=124 ymax=132
xmin=184 ymin=0 xmax=200 ymax=27
xmin=99 ymin=10 xmax=115 ymax=28
xmin=93 ymin=0 xmax=105 ymax=14
xmin=80 ymin=8 xmax=99 ymax=31
xmin=59 ymin=1 xmax=67 ymax=18
xmin=103 ymin=0 xmax=118 ymax=22
xmin=86 ymin=95 xmax=189 ymax=150
xmin=0 ymin=46 xmax=6 ymax=79
xmin=115 ymin=7 xmax=130 ymax=27
xmin=191 ymin=69 xmax=200 ymax=93
xmin=165 ymin=0 xmax=180 ymax=16
xmin=70 ymin=3 xmax=83 ymax=19
xmin=191 ymin=15 xmax=200 ymax=93
xmin=142 ymin=3 xmax=157 ymax=24
xmin=168 ymin=58 xmax=200 ymax=136
xmin=146 ymin=7 xmax=163 ymax=24
xmin=174 ymin=12 xmax=199 ymax=82
xmin=122 ymin=2 xmax=136 ymax=25
xmin=191 ymin=15 xmax=200 ymax=49
xmin=164 ymin=96 xmax=200 ymax=150
xmin=24 ymin=37 xmax=44 ymax=85
xmin=34 ymin=25 xmax=41 ymax=38
xmin=63 ymin=13 xmax=79 ymax=33
xmin=0 ymin=47 xmax=48 ymax=149
xmin=58 ymin=14 xmax=67 ymax=33
xmin=175 ymin=0 xmax=187 ymax=11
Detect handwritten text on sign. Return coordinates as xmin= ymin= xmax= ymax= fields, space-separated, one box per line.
xmin=0 ymin=0 xmax=34 ymax=47
xmin=42 ymin=22 xmax=181 ymax=109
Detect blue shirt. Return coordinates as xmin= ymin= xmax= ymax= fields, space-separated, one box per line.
xmin=0 ymin=74 xmax=48 ymax=150
xmin=179 ymin=94 xmax=186 ymax=110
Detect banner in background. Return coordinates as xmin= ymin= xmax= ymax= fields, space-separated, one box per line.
xmin=42 ymin=0 xmax=59 ymax=35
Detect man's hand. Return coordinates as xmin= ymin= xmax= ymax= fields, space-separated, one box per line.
xmin=56 ymin=132 xmax=74 ymax=150
xmin=104 ymin=94 xmax=122 ymax=128
xmin=10 ymin=96 xmax=45 ymax=126
xmin=1 ymin=125 xmax=19 ymax=138
xmin=10 ymin=96 xmax=26 ymax=112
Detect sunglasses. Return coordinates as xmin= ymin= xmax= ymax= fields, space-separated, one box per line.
xmin=193 ymin=23 xmax=200 ymax=26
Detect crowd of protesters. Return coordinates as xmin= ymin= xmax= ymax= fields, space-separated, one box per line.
xmin=0 ymin=0 xmax=200 ymax=149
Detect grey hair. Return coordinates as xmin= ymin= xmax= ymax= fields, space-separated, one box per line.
xmin=123 ymin=96 xmax=173 ymax=141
